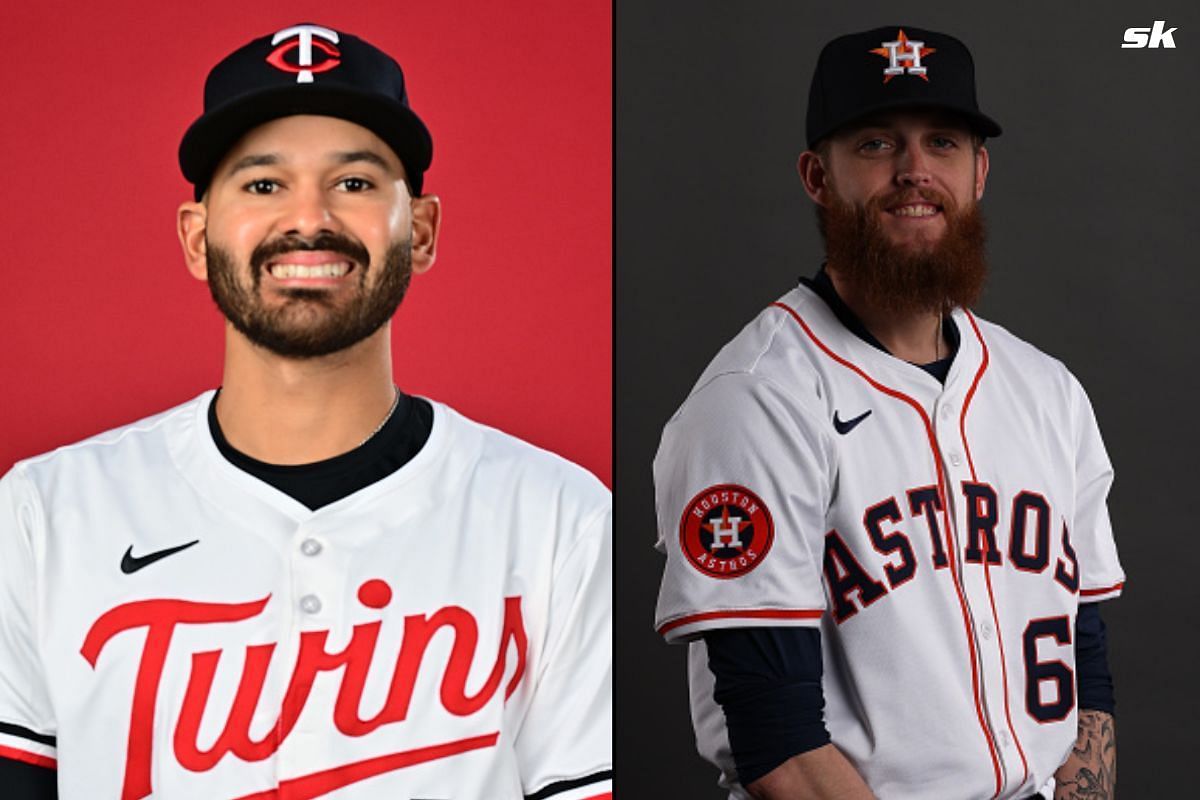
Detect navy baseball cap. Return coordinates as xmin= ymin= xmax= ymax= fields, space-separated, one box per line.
xmin=806 ymin=26 xmax=1002 ymax=148
xmin=179 ymin=23 xmax=432 ymax=200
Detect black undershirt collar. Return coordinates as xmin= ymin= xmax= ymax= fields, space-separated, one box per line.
xmin=208 ymin=390 xmax=434 ymax=510
xmin=800 ymin=266 xmax=960 ymax=383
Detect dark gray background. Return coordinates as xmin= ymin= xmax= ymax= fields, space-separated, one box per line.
xmin=617 ymin=1 xmax=1199 ymax=796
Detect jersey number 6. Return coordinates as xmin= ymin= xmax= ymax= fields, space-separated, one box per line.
xmin=1022 ymin=616 xmax=1075 ymax=723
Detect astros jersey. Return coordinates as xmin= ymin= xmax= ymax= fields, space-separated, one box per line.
xmin=0 ymin=391 xmax=612 ymax=800
xmin=654 ymin=283 xmax=1123 ymax=799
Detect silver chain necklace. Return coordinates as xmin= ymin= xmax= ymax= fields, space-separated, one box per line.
xmin=356 ymin=386 xmax=401 ymax=448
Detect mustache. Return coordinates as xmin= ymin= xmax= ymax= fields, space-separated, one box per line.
xmin=250 ymin=233 xmax=372 ymax=274
xmin=866 ymin=187 xmax=954 ymax=214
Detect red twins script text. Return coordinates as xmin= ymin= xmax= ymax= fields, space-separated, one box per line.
xmin=80 ymin=581 xmax=528 ymax=800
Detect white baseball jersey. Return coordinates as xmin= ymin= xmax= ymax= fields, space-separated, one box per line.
xmin=654 ymin=283 xmax=1124 ymax=799
xmin=0 ymin=391 xmax=612 ymax=800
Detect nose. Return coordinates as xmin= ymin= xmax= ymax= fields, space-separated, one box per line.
xmin=895 ymin=145 xmax=932 ymax=187
xmin=278 ymin=182 xmax=342 ymax=239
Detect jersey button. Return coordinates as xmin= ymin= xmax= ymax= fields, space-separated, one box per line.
xmin=979 ymin=621 xmax=994 ymax=639
xmin=300 ymin=538 xmax=323 ymax=557
xmin=300 ymin=594 xmax=322 ymax=614
xmin=948 ymin=451 xmax=963 ymax=467
xmin=998 ymin=731 xmax=1012 ymax=748
xmin=940 ymin=403 xmax=955 ymax=419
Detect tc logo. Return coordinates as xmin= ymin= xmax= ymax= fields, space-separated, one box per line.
xmin=870 ymin=29 xmax=936 ymax=83
xmin=1122 ymin=21 xmax=1178 ymax=49
xmin=267 ymin=24 xmax=342 ymax=83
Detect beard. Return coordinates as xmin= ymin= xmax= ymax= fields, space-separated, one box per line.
xmin=817 ymin=186 xmax=988 ymax=316
xmin=205 ymin=231 xmax=413 ymax=359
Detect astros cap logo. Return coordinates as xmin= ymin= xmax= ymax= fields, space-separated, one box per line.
xmin=870 ymin=29 xmax=936 ymax=83
xmin=266 ymin=24 xmax=341 ymax=84
xmin=680 ymin=484 xmax=775 ymax=579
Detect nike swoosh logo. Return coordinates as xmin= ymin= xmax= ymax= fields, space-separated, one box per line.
xmin=120 ymin=540 xmax=200 ymax=574
xmin=229 ymin=732 xmax=499 ymax=800
xmin=833 ymin=409 xmax=872 ymax=435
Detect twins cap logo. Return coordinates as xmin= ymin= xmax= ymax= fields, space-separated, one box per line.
xmin=870 ymin=29 xmax=936 ymax=83
xmin=266 ymin=24 xmax=341 ymax=84
xmin=680 ymin=484 xmax=775 ymax=579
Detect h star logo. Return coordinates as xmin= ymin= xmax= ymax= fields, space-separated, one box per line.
xmin=703 ymin=507 xmax=748 ymax=551
xmin=711 ymin=515 xmax=745 ymax=549
xmin=267 ymin=24 xmax=341 ymax=84
xmin=870 ymin=29 xmax=936 ymax=83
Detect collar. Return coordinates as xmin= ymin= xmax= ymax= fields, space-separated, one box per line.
xmin=800 ymin=265 xmax=960 ymax=379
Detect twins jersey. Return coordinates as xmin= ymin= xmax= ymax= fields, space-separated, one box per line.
xmin=654 ymin=283 xmax=1124 ymax=799
xmin=0 ymin=391 xmax=612 ymax=800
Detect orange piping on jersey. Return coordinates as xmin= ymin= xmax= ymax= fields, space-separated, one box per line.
xmin=960 ymin=310 xmax=1031 ymax=793
xmin=0 ymin=743 xmax=56 ymax=769
xmin=959 ymin=311 xmax=988 ymax=480
xmin=1080 ymin=581 xmax=1124 ymax=597
xmin=657 ymin=608 xmax=823 ymax=637
xmin=771 ymin=301 xmax=1003 ymax=796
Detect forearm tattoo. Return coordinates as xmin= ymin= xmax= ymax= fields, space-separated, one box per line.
xmin=1054 ymin=710 xmax=1115 ymax=800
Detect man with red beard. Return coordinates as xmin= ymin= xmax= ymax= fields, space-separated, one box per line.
xmin=0 ymin=23 xmax=611 ymax=800
xmin=654 ymin=26 xmax=1121 ymax=800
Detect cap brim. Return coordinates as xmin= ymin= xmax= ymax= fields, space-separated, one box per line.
xmin=179 ymin=84 xmax=432 ymax=198
xmin=809 ymin=98 xmax=1002 ymax=148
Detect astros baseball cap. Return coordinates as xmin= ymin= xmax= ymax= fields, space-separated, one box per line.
xmin=806 ymin=25 xmax=1002 ymax=148
xmin=179 ymin=23 xmax=432 ymax=200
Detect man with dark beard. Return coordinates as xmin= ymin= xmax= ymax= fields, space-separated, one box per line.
xmin=0 ymin=24 xmax=611 ymax=800
xmin=654 ymin=26 xmax=1121 ymax=800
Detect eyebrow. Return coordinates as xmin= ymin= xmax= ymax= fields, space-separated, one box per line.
xmin=226 ymin=153 xmax=280 ymax=176
xmin=332 ymin=150 xmax=394 ymax=171
xmin=224 ymin=149 xmax=397 ymax=178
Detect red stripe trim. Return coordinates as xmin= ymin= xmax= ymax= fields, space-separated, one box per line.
xmin=0 ymin=744 xmax=56 ymax=769
xmin=231 ymin=733 xmax=498 ymax=800
xmin=960 ymin=311 xmax=989 ymax=480
xmin=960 ymin=311 xmax=1031 ymax=794
xmin=1081 ymin=581 xmax=1124 ymax=597
xmin=583 ymin=795 xmax=613 ymax=800
xmin=771 ymin=301 xmax=1002 ymax=795
xmin=657 ymin=608 xmax=822 ymax=636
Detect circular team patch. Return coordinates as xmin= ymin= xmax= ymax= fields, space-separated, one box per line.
xmin=680 ymin=484 xmax=775 ymax=579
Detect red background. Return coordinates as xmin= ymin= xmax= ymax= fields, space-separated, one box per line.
xmin=0 ymin=1 xmax=611 ymax=485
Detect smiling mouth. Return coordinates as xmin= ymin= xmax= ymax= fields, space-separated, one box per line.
xmin=267 ymin=261 xmax=353 ymax=279
xmin=889 ymin=203 xmax=940 ymax=218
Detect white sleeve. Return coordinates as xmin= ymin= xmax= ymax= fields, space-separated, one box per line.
xmin=515 ymin=506 xmax=612 ymax=800
xmin=654 ymin=371 xmax=836 ymax=642
xmin=0 ymin=467 xmax=57 ymax=767
xmin=1068 ymin=378 xmax=1124 ymax=601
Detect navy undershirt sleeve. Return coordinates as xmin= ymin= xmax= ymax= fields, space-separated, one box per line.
xmin=0 ymin=757 xmax=57 ymax=799
xmin=1075 ymin=602 xmax=1115 ymax=715
xmin=704 ymin=627 xmax=829 ymax=787
xmin=705 ymin=607 xmax=1113 ymax=787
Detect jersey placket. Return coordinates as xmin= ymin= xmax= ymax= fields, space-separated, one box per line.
xmin=275 ymin=516 xmax=348 ymax=780
xmin=935 ymin=336 xmax=1029 ymax=797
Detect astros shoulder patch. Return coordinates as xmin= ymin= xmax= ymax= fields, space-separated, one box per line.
xmin=680 ymin=484 xmax=774 ymax=579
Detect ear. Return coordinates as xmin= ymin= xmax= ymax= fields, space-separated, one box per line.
xmin=797 ymin=150 xmax=833 ymax=207
xmin=974 ymin=145 xmax=990 ymax=201
xmin=409 ymin=194 xmax=441 ymax=275
xmin=177 ymin=200 xmax=209 ymax=281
